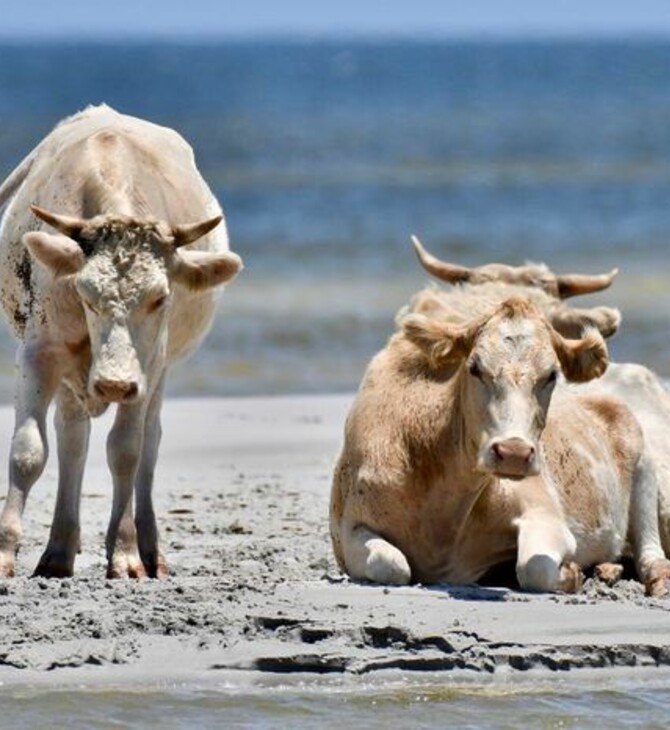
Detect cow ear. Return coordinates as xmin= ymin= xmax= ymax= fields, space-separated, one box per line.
xmin=551 ymin=327 xmax=608 ymax=382
xmin=22 ymin=231 xmax=85 ymax=276
xmin=171 ymin=249 xmax=243 ymax=291
xmin=549 ymin=304 xmax=621 ymax=340
xmin=402 ymin=313 xmax=477 ymax=368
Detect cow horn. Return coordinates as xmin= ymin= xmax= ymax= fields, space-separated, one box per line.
xmin=411 ymin=235 xmax=473 ymax=283
xmin=556 ymin=269 xmax=618 ymax=299
xmin=31 ymin=205 xmax=86 ymax=239
xmin=172 ymin=215 xmax=223 ymax=248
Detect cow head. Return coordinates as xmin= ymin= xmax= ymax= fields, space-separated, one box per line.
xmin=403 ymin=296 xmax=608 ymax=480
xmin=23 ymin=206 xmax=242 ymax=405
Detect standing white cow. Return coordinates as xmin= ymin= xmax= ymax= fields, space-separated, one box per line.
xmin=0 ymin=105 xmax=243 ymax=578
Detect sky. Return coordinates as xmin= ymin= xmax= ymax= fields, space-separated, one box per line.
xmin=2 ymin=0 xmax=670 ymax=39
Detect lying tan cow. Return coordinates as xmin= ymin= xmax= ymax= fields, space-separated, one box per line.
xmin=0 ymin=104 xmax=243 ymax=578
xmin=396 ymin=239 xmax=670 ymax=594
xmin=331 ymin=294 xmax=666 ymax=594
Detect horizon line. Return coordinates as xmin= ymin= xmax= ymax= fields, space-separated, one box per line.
xmin=1 ymin=29 xmax=670 ymax=43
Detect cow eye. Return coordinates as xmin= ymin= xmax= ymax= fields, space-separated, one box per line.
xmin=468 ymin=360 xmax=483 ymax=379
xmin=148 ymin=295 xmax=167 ymax=313
xmin=544 ymin=369 xmax=558 ymax=387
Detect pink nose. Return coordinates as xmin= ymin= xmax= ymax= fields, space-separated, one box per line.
xmin=490 ymin=438 xmax=535 ymax=478
xmin=93 ymin=378 xmax=139 ymax=402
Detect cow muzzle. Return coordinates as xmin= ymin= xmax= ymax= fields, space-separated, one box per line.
xmin=486 ymin=437 xmax=539 ymax=479
xmin=89 ymin=323 xmax=145 ymax=404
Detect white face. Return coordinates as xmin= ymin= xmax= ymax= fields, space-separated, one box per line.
xmin=76 ymin=248 xmax=171 ymax=404
xmin=464 ymin=315 xmax=560 ymax=479
xmin=22 ymin=210 xmax=242 ymax=409
xmin=402 ymin=298 xmax=608 ymax=480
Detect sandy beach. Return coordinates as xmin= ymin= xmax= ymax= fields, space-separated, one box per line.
xmin=0 ymin=394 xmax=668 ymax=692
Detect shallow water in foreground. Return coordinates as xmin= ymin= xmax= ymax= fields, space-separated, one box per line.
xmin=3 ymin=674 xmax=670 ymax=729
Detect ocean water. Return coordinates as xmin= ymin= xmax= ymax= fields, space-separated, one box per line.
xmin=3 ymin=673 xmax=670 ymax=729
xmin=0 ymin=40 xmax=669 ymax=397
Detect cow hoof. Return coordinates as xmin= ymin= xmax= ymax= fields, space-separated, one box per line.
xmin=107 ymin=554 xmax=148 ymax=579
xmin=33 ymin=552 xmax=75 ymax=579
xmin=594 ymin=562 xmax=624 ymax=587
xmin=558 ymin=561 xmax=584 ymax=593
xmin=0 ymin=552 xmax=15 ymax=578
xmin=142 ymin=553 xmax=170 ymax=579
xmin=647 ymin=579 xmax=669 ymax=599
xmin=365 ymin=542 xmax=411 ymax=585
xmin=519 ymin=558 xmax=583 ymax=593
xmin=644 ymin=559 xmax=670 ymax=598
xmin=154 ymin=554 xmax=169 ymax=579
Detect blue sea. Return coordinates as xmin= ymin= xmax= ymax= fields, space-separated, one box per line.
xmin=0 ymin=39 xmax=669 ymax=398
xmin=2 ymin=39 xmax=670 ymax=726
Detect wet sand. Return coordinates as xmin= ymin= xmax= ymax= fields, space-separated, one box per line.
xmin=0 ymin=395 xmax=669 ymax=689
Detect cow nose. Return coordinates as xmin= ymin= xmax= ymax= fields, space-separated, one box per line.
xmin=492 ymin=439 xmax=535 ymax=462
xmin=93 ymin=378 xmax=139 ymax=402
xmin=490 ymin=438 xmax=536 ymax=478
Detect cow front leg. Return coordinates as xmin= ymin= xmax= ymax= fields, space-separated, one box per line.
xmin=515 ymin=512 xmax=581 ymax=593
xmin=106 ymin=401 xmax=146 ymax=578
xmin=342 ymin=524 xmax=412 ymax=585
xmin=135 ymin=372 xmax=168 ymax=578
xmin=628 ymin=451 xmax=670 ymax=597
xmin=0 ymin=341 xmax=62 ymax=576
xmin=33 ymin=386 xmax=90 ymax=578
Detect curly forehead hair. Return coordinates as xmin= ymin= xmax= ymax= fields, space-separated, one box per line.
xmin=496 ymin=296 xmax=539 ymax=321
xmin=76 ymin=217 xmax=173 ymax=257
